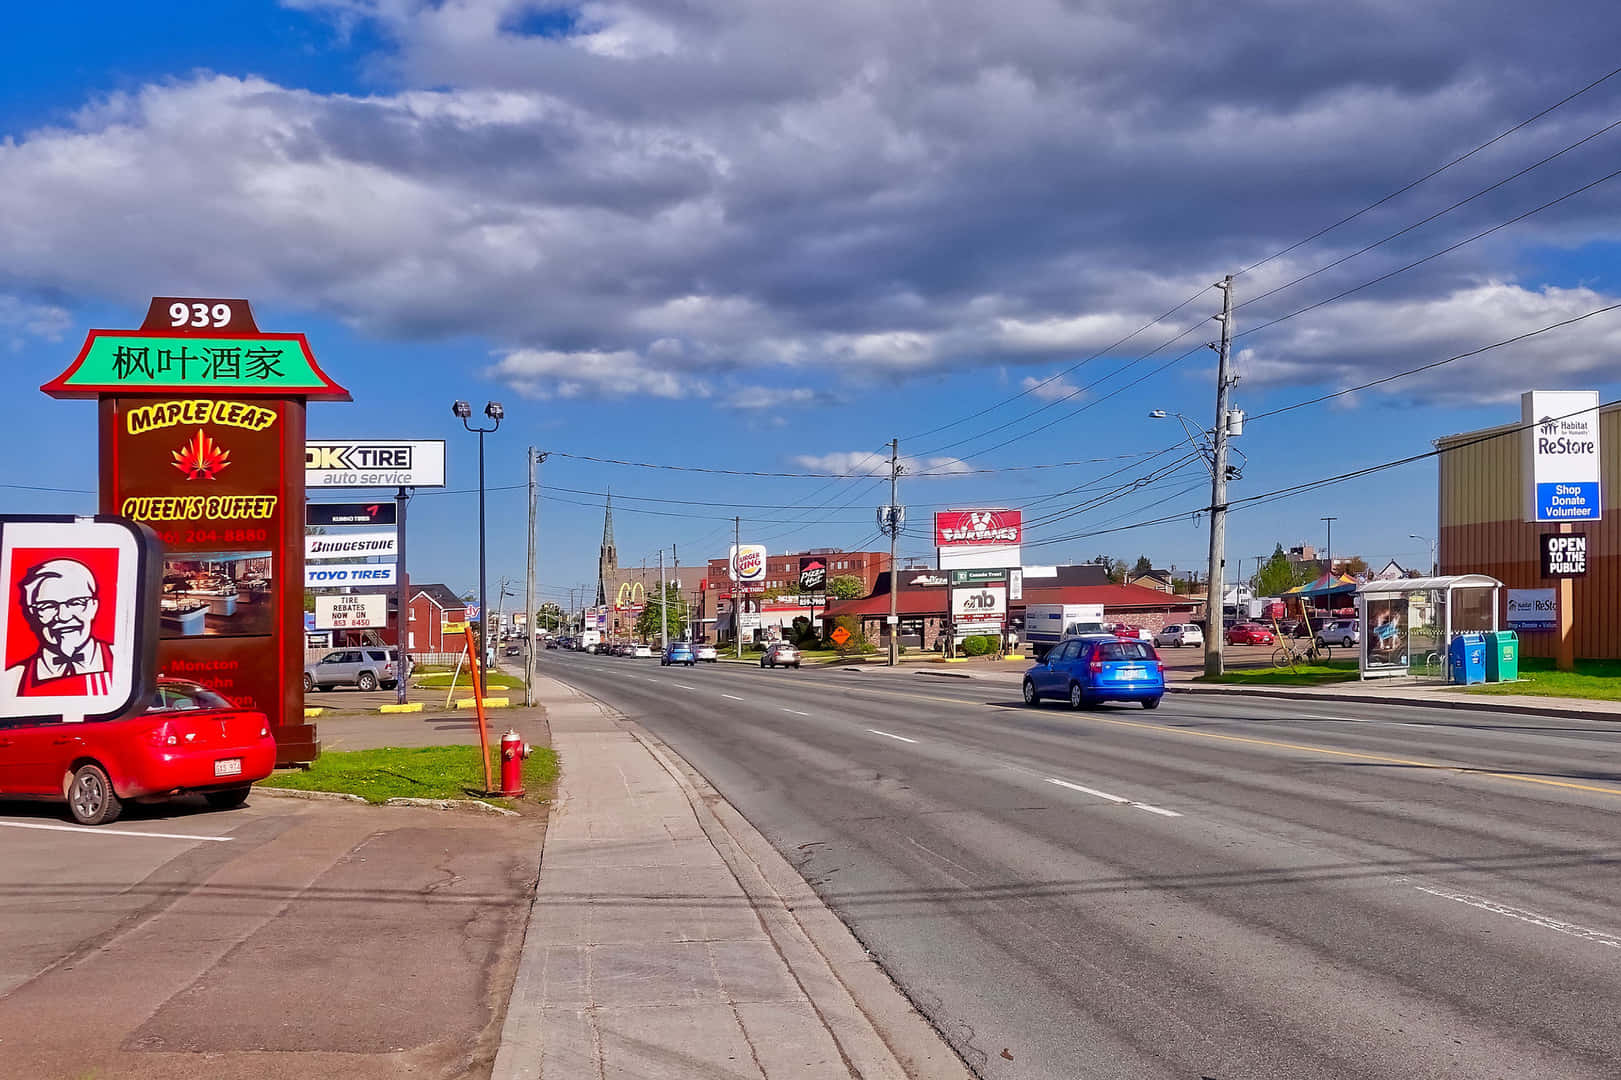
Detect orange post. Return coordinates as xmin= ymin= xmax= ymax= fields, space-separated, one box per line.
xmin=462 ymin=624 xmax=494 ymax=792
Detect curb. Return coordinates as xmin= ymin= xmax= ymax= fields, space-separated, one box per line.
xmin=454 ymin=697 xmax=511 ymax=709
xmin=255 ymin=786 xmax=522 ymax=814
xmin=303 ymin=707 xmax=324 ymax=718
xmin=254 ymin=786 xmax=367 ymax=804
xmin=1167 ymin=682 xmax=1621 ymax=721
xmin=377 ymin=702 xmax=424 ymax=714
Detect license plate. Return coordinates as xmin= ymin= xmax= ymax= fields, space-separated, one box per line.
xmin=1119 ymin=666 xmax=1144 ymax=679
xmin=214 ymin=758 xmax=243 ymax=777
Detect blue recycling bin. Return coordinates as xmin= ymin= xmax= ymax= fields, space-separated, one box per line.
xmin=1447 ymin=633 xmax=1487 ymax=686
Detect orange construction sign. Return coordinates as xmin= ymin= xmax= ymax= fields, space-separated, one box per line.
xmin=830 ymin=626 xmax=851 ymax=646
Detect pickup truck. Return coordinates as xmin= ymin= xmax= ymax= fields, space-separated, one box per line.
xmin=1023 ymin=603 xmax=1107 ymax=659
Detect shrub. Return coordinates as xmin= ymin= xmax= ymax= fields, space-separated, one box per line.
xmin=962 ymin=635 xmax=992 ymax=657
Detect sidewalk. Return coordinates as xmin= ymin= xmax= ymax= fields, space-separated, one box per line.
xmin=494 ymin=676 xmax=971 ymax=1080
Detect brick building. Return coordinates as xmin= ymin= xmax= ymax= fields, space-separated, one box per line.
xmin=407 ymin=583 xmax=467 ymax=654
xmin=694 ymin=548 xmax=892 ymax=643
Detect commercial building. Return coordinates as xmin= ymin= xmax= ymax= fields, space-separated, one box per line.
xmin=1437 ymin=401 xmax=1619 ymax=658
xmin=406 ymin=583 xmax=467 ymax=655
xmin=695 ymin=548 xmax=892 ymax=643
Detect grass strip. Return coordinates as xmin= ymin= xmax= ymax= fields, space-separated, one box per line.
xmin=265 ymin=744 xmax=558 ymax=804
xmin=1463 ymin=657 xmax=1621 ymax=701
xmin=1194 ymin=660 xmax=1361 ymax=686
xmin=413 ymin=672 xmax=522 ymax=690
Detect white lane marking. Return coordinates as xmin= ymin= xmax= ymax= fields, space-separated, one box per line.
xmin=868 ymin=729 xmax=918 ymax=743
xmin=0 ymin=820 xmax=233 ymax=842
xmin=1413 ymin=884 xmax=1621 ymax=950
xmin=721 ymin=693 xmax=744 ymax=701
xmin=674 ymin=683 xmax=697 ymax=691
xmin=784 ymin=708 xmax=810 ymax=716
xmin=1044 ymin=777 xmax=1181 ymax=817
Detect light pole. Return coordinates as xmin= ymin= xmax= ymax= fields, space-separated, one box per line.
xmin=1321 ymin=516 xmax=1337 ymax=576
xmin=1409 ymin=533 xmax=1436 ymax=576
xmin=452 ymin=399 xmax=503 ymax=699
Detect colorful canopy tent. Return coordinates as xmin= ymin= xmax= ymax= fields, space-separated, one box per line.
xmin=1283 ymin=572 xmax=1360 ymax=598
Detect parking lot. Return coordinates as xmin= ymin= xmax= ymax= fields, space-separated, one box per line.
xmin=0 ymin=785 xmax=544 ymax=1079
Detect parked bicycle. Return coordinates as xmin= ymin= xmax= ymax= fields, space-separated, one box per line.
xmin=1272 ymin=639 xmax=1332 ymax=669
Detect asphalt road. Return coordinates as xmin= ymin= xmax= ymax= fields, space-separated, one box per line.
xmin=538 ymin=650 xmax=1621 ymax=1080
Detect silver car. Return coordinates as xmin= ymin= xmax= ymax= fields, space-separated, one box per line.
xmin=1316 ymin=620 xmax=1360 ymax=648
xmin=303 ymin=648 xmax=402 ymax=692
xmin=760 ymin=643 xmax=800 ymax=669
xmin=1153 ymin=623 xmax=1204 ymax=648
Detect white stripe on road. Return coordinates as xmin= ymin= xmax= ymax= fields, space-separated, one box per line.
xmin=1413 ymin=884 xmax=1621 ymax=950
xmin=0 ymin=820 xmax=234 ymax=842
xmin=784 ymin=708 xmax=810 ymax=716
xmin=1044 ymin=777 xmax=1181 ymax=817
xmin=674 ymin=683 xmax=697 ymax=691
xmin=721 ymin=693 xmax=744 ymax=701
xmin=868 ymin=729 xmax=918 ymax=743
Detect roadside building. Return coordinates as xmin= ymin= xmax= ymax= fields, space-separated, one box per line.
xmin=1437 ymin=404 xmax=1621 ymax=658
xmin=407 ymin=583 xmax=467 ymax=655
xmin=699 ymin=548 xmax=891 ymax=643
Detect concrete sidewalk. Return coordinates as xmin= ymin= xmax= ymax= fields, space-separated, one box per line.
xmin=494 ymin=676 xmax=971 ymax=1080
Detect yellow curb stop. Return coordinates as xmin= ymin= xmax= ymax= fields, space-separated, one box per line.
xmin=378 ymin=702 xmax=424 ymax=714
xmin=303 ymin=707 xmax=324 ymax=718
xmin=454 ymin=697 xmax=511 ymax=709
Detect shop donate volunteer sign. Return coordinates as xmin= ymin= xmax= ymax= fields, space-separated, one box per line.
xmin=1523 ymin=390 xmax=1602 ymax=522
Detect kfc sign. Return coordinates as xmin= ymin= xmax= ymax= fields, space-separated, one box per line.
xmin=729 ymin=544 xmax=767 ymax=583
xmin=935 ymin=510 xmax=1022 ymax=546
xmin=0 ymin=516 xmax=161 ymax=723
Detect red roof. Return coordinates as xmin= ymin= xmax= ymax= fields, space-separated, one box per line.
xmin=821 ymin=581 xmax=1197 ymax=619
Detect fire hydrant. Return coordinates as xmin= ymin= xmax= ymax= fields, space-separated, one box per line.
xmin=499 ymin=729 xmax=532 ymax=797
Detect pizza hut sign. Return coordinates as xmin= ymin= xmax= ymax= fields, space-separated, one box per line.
xmin=934 ymin=510 xmax=1022 ymax=547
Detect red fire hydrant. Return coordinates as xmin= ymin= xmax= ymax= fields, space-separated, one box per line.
xmin=499 ymin=729 xmax=532 ymax=797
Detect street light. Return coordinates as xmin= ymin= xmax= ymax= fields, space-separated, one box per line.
xmin=452 ymin=399 xmax=504 ymax=698
xmin=1409 ymin=533 xmax=1437 ymax=576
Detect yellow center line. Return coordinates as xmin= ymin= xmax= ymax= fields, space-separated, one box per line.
xmin=1078 ymin=713 xmax=1621 ymax=800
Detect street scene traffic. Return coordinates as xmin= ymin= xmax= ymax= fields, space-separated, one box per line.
xmin=5 ymin=3 xmax=1621 ymax=1079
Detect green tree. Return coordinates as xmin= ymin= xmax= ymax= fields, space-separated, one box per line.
xmin=828 ymin=574 xmax=866 ymax=599
xmin=634 ymin=583 xmax=687 ymax=641
xmin=1106 ymin=558 xmax=1128 ymax=584
xmin=1339 ymin=555 xmax=1369 ymax=578
xmin=535 ymin=602 xmax=565 ymax=631
xmin=1131 ymin=555 xmax=1154 ymax=577
xmin=1251 ymin=544 xmax=1316 ymax=596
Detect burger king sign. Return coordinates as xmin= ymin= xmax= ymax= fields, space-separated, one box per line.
xmin=729 ymin=543 xmax=767 ymax=583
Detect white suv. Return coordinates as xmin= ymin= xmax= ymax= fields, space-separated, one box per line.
xmin=1316 ymin=620 xmax=1360 ymax=648
xmin=1153 ymin=624 xmax=1204 ymax=648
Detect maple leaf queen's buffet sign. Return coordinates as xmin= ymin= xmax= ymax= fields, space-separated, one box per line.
xmin=44 ymin=298 xmax=350 ymax=765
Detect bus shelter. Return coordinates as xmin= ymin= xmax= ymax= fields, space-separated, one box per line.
xmin=1355 ymin=574 xmax=1501 ymax=680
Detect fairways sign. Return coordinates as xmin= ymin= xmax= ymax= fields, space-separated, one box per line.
xmin=1522 ymin=390 xmax=1602 ymax=522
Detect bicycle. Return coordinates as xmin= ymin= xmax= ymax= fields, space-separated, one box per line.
xmin=1272 ymin=640 xmax=1333 ymax=669
xmin=1420 ymin=650 xmax=1443 ymax=678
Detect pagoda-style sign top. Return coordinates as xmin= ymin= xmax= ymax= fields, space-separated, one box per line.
xmin=42 ymin=297 xmax=350 ymax=400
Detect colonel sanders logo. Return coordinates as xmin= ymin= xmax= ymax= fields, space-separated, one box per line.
xmin=3 ymin=558 xmax=118 ymax=697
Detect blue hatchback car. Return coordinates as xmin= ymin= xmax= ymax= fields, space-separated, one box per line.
xmin=1023 ymin=636 xmax=1164 ymax=709
xmin=661 ymin=641 xmax=696 ymax=666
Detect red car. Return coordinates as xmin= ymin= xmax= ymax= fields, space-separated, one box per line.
xmin=1225 ymin=623 xmax=1276 ymax=646
xmin=1110 ymin=624 xmax=1151 ymax=642
xmin=0 ymin=678 xmax=277 ymax=826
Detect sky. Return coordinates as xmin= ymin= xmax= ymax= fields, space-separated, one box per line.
xmin=5 ymin=0 xmax=1621 ymax=606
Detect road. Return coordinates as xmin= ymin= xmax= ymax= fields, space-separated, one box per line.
xmin=537 ymin=649 xmax=1621 ymax=1079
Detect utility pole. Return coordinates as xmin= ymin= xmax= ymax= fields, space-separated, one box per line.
xmin=394 ymin=485 xmax=411 ymax=705
xmin=659 ymin=548 xmax=669 ymax=654
xmin=887 ymin=438 xmax=900 ymax=667
xmin=1321 ymin=516 xmax=1338 ymax=576
xmin=1205 ymin=276 xmax=1235 ymax=678
xmin=525 ymin=448 xmax=546 ymax=707
xmin=734 ymin=516 xmax=743 ymax=659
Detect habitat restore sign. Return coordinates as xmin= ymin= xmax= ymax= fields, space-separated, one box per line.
xmin=1523 ymin=390 xmax=1602 ymax=523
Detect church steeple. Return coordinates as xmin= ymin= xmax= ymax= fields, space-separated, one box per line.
xmin=596 ymin=488 xmax=617 ymax=606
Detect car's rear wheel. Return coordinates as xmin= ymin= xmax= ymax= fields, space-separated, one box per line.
xmin=205 ymin=786 xmax=251 ymax=810
xmin=1068 ymin=682 xmax=1085 ymax=710
xmin=303 ymin=673 xmax=315 ymax=692
xmin=1142 ymin=697 xmax=1161 ymax=710
xmin=357 ymin=671 xmax=378 ymax=691
xmin=67 ymin=762 xmax=121 ymax=826
xmin=1022 ymin=678 xmax=1039 ymax=706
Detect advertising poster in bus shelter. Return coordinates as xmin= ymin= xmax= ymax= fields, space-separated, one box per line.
xmin=1362 ymin=596 xmax=1410 ymax=673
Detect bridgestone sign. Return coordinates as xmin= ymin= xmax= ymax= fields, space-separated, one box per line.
xmin=305 ymin=530 xmax=398 ymax=559
xmin=306 ymin=440 xmax=446 ymax=489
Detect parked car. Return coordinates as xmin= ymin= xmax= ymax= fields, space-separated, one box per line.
xmin=761 ymin=643 xmax=800 ymax=669
xmin=662 ymin=642 xmax=696 ymax=666
xmin=0 ymin=678 xmax=277 ymax=825
xmin=303 ymin=648 xmax=401 ymax=692
xmin=632 ymin=643 xmax=654 ymax=659
xmin=696 ymin=644 xmax=718 ymax=662
xmin=1225 ymin=623 xmax=1276 ymax=646
xmin=1022 ymin=637 xmax=1164 ymax=709
xmin=1316 ymin=620 xmax=1361 ymax=648
xmin=1154 ymin=623 xmax=1204 ymax=648
xmin=1110 ymin=624 xmax=1151 ymax=641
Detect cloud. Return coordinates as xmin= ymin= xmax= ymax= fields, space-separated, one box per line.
xmin=791 ymin=450 xmax=973 ymax=476
xmin=3 ymin=3 xmax=1621 ymax=406
xmin=1020 ymin=374 xmax=1085 ymax=403
xmin=0 ymin=294 xmax=72 ymax=351
xmin=723 ymin=385 xmax=835 ymax=410
xmin=489 ymin=347 xmax=710 ymax=399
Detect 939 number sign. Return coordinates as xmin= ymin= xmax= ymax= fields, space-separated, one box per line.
xmin=140 ymin=296 xmax=258 ymax=335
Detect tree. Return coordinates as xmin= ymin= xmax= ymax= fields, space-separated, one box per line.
xmin=1131 ymin=555 xmax=1154 ymax=577
xmin=1339 ymin=555 xmax=1369 ymax=578
xmin=534 ymin=602 xmax=565 ymax=631
xmin=634 ymin=583 xmax=687 ymax=641
xmin=1105 ymin=558 xmax=1128 ymax=584
xmin=828 ymin=574 xmax=866 ymax=599
xmin=1251 ymin=544 xmax=1318 ymax=597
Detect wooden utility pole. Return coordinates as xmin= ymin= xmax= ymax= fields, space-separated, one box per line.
xmin=1204 ymin=277 xmax=1234 ymax=678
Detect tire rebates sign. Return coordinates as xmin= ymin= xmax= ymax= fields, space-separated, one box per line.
xmin=314 ymin=593 xmax=387 ymax=630
xmin=1522 ymin=390 xmax=1602 ymax=522
xmin=305 ymin=562 xmax=397 ymax=588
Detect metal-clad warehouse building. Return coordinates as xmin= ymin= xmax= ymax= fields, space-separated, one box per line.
xmin=1437 ymin=404 xmax=1621 ymax=658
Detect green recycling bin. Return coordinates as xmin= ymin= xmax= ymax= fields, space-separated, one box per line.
xmin=1484 ymin=630 xmax=1519 ymax=682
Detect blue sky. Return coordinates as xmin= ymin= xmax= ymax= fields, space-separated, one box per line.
xmin=5 ymin=1 xmax=1621 ymax=605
